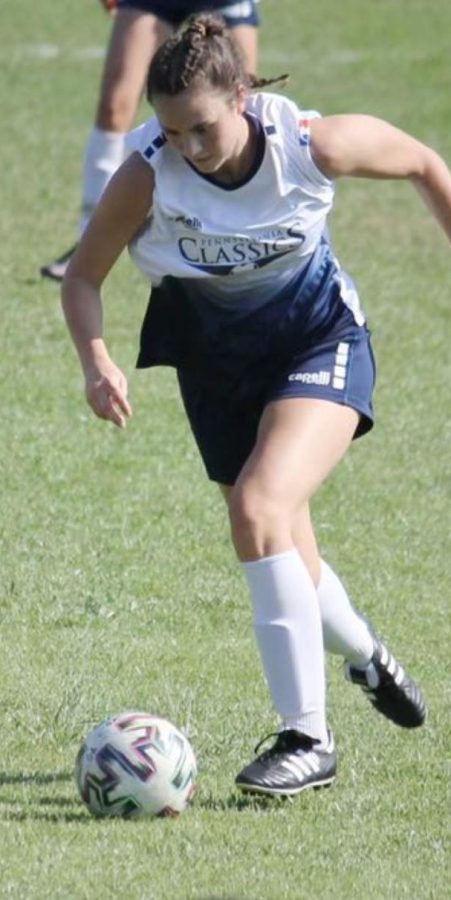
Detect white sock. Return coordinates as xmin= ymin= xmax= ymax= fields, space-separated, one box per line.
xmin=317 ymin=560 xmax=374 ymax=666
xmin=242 ymin=549 xmax=328 ymax=745
xmin=79 ymin=127 xmax=126 ymax=232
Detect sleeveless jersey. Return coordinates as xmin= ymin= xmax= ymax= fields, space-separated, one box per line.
xmin=129 ymin=93 xmax=357 ymax=310
xmin=128 ymin=93 xmax=369 ymax=397
xmin=128 ymin=94 xmax=365 ymax=368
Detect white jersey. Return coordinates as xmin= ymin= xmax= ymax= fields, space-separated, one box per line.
xmin=128 ymin=92 xmax=337 ymax=309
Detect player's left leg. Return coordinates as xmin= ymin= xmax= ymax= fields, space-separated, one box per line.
xmin=292 ymin=505 xmax=427 ymax=728
xmin=291 ymin=503 xmax=375 ymax=664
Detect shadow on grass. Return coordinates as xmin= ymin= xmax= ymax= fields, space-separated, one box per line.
xmin=2 ymin=809 xmax=89 ymax=822
xmin=0 ymin=773 xmax=287 ymax=822
xmin=197 ymin=790 xmax=289 ymax=813
xmin=0 ymin=770 xmax=72 ymax=785
xmin=0 ymin=769 xmax=90 ymax=822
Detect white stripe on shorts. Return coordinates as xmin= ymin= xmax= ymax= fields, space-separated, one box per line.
xmin=332 ymin=341 xmax=349 ymax=390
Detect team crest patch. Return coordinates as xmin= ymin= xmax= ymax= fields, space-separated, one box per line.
xmin=298 ymin=119 xmax=311 ymax=146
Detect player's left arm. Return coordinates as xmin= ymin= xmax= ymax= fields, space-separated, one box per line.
xmin=311 ymin=115 xmax=451 ymax=243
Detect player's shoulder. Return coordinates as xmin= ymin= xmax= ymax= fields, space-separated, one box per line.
xmin=246 ymin=91 xmax=300 ymax=124
xmin=125 ymin=116 xmax=167 ymax=163
xmin=247 ymin=92 xmax=332 ymax=187
xmin=246 ymin=91 xmax=322 ymax=134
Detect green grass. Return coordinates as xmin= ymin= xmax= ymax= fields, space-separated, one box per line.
xmin=1 ymin=0 xmax=450 ymax=897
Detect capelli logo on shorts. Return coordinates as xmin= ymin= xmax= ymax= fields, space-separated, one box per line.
xmin=288 ymin=370 xmax=331 ymax=385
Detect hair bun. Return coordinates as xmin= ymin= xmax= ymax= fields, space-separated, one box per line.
xmin=184 ymin=14 xmax=226 ymax=41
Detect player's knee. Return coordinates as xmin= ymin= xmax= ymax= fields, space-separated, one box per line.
xmin=228 ymin=483 xmax=287 ymax=560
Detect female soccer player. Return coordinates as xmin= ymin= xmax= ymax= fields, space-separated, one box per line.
xmin=62 ymin=15 xmax=451 ymax=797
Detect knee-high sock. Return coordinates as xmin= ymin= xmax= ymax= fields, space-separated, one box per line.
xmin=242 ymin=549 xmax=328 ymax=744
xmin=79 ymin=127 xmax=126 ymax=232
xmin=317 ymin=560 xmax=374 ymax=665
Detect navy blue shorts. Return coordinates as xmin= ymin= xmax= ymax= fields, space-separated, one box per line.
xmin=117 ymin=0 xmax=260 ymax=27
xmin=177 ymin=319 xmax=376 ymax=485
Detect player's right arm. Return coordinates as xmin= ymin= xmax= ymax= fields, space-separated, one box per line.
xmin=62 ymin=153 xmax=154 ymax=428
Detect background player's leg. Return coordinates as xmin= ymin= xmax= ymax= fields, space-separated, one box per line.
xmin=41 ymin=8 xmax=173 ymax=280
xmin=228 ymin=24 xmax=258 ymax=74
xmin=82 ymin=8 xmax=173 ymax=232
xmin=221 ymin=0 xmax=260 ymax=74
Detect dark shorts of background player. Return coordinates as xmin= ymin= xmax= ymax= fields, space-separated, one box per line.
xmin=177 ymin=321 xmax=376 ymax=484
xmin=117 ymin=0 xmax=261 ymax=28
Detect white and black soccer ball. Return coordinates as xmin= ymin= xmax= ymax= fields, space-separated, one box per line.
xmin=75 ymin=711 xmax=197 ymax=818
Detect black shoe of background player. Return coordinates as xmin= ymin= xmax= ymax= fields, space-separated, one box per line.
xmin=40 ymin=243 xmax=78 ymax=282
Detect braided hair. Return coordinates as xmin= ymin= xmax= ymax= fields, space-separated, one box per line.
xmin=146 ymin=14 xmax=288 ymax=101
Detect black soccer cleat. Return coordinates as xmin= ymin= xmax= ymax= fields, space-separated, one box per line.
xmin=235 ymin=729 xmax=336 ymax=797
xmin=40 ymin=243 xmax=78 ymax=282
xmin=345 ymin=636 xmax=427 ymax=728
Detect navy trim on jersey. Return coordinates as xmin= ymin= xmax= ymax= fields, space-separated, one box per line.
xmin=143 ymin=132 xmax=167 ymax=160
xmin=185 ymin=113 xmax=265 ymax=191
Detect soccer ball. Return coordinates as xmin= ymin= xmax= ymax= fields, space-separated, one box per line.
xmin=75 ymin=711 xmax=197 ymax=818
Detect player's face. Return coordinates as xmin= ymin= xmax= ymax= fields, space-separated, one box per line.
xmin=153 ymin=83 xmax=248 ymax=179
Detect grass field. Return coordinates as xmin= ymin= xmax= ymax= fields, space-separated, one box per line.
xmin=1 ymin=0 xmax=450 ymax=897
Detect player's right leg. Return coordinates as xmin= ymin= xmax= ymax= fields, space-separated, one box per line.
xmin=227 ymin=397 xmax=363 ymax=795
xmin=41 ymin=5 xmax=172 ymax=282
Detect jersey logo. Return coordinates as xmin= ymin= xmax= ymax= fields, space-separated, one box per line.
xmin=298 ymin=118 xmax=311 ymax=147
xmin=178 ymin=247 xmax=295 ymax=276
xmin=177 ymin=228 xmax=306 ymax=276
xmin=173 ymin=214 xmax=203 ymax=231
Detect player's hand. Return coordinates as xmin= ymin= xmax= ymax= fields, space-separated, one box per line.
xmin=85 ymin=361 xmax=132 ymax=429
xmin=98 ymin=0 xmax=118 ymax=16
